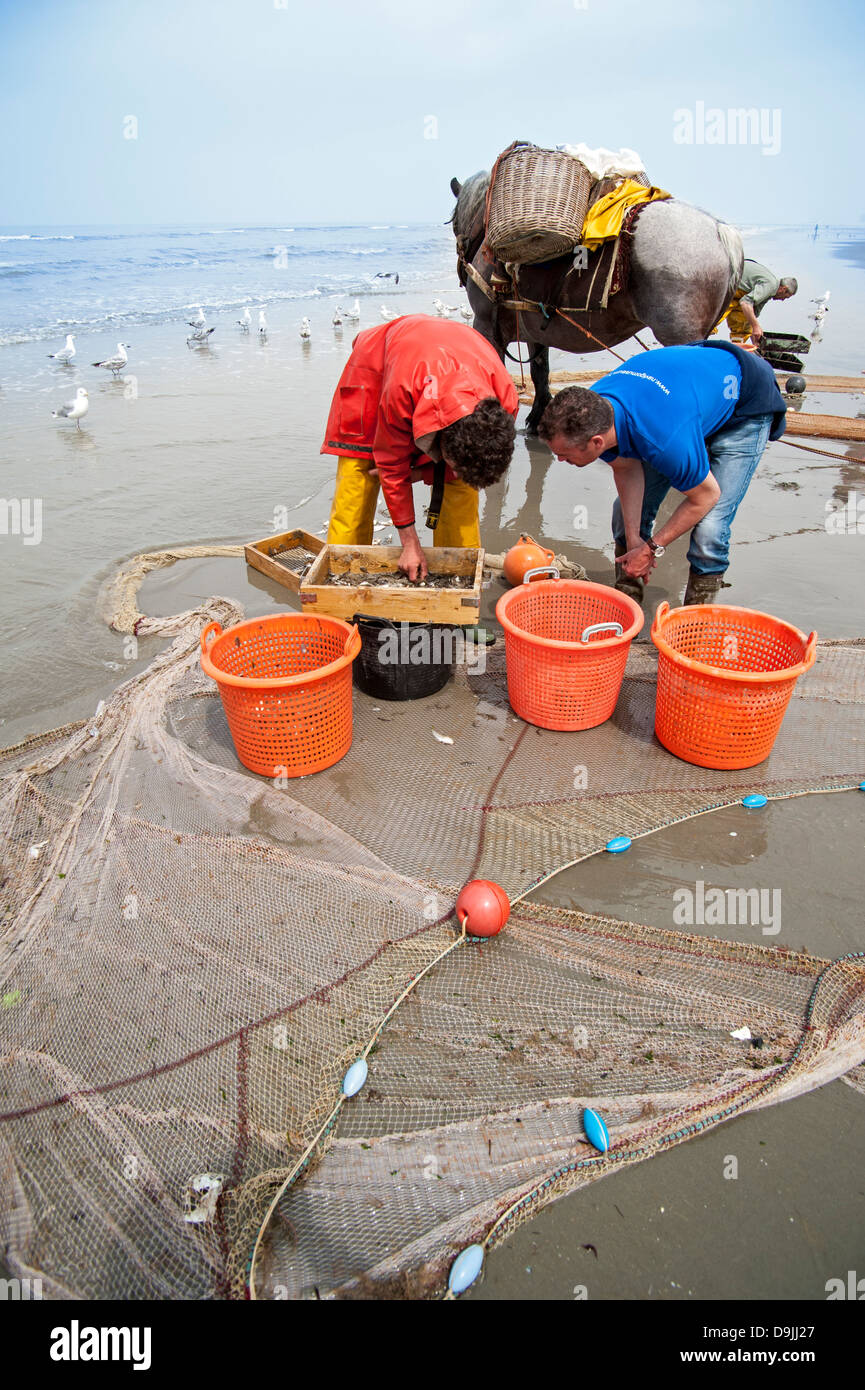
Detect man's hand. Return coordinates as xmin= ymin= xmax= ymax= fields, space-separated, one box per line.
xmin=619 ymin=541 xmax=657 ymax=580
xmin=397 ymin=526 xmax=429 ymax=581
xmin=749 ymin=323 xmax=764 ymax=343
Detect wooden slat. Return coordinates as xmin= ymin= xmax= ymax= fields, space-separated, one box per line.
xmin=515 ymin=382 xmax=865 ymax=443
xmin=300 ymin=544 xmax=484 ymax=623
xmin=514 ymin=370 xmax=865 ymax=393
xmin=244 ymin=529 xmax=324 ymax=593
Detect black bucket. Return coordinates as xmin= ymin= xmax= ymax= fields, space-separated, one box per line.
xmin=352 ymin=614 xmax=456 ymax=701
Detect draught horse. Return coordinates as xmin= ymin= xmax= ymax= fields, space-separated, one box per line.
xmin=449 ymin=170 xmax=743 ymax=432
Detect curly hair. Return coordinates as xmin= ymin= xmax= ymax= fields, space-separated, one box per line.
xmin=439 ymin=397 xmax=516 ymax=487
xmin=537 ymin=388 xmax=613 ymax=447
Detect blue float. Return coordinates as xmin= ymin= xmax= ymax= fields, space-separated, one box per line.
xmin=742 ymin=794 xmax=768 ymax=809
xmin=859 ymin=780 xmax=865 ymax=792
xmin=605 ymin=835 xmax=632 ymax=854
xmin=448 ymin=1243 xmax=485 ymax=1295
xmin=583 ymin=1107 xmax=610 ymax=1153
xmin=341 ymin=1058 xmax=369 ymax=1098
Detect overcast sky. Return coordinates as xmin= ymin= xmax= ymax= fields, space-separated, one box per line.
xmin=2 ymin=0 xmax=862 ymax=227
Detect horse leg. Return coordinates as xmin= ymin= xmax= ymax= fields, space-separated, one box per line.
xmin=524 ymin=343 xmax=550 ymax=435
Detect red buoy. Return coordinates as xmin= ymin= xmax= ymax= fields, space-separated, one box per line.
xmin=455 ymin=879 xmax=511 ymax=937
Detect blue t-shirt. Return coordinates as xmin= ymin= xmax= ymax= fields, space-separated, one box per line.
xmin=592 ymin=345 xmax=743 ymax=491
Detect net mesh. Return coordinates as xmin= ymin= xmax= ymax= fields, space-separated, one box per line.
xmin=1 ymin=558 xmax=864 ymax=1300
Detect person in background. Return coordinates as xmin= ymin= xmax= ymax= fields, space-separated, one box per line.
xmin=725 ymin=260 xmax=797 ymax=344
xmin=321 ymin=314 xmax=517 ymax=580
xmin=538 ymin=340 xmax=787 ymax=606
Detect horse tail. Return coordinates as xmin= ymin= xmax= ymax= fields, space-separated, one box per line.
xmin=716 ymin=221 xmax=744 ymax=303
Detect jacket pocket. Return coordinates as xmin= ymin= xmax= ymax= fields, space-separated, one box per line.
xmin=335 ymin=364 xmax=382 ymax=439
xmin=337 ymin=384 xmax=372 ymax=438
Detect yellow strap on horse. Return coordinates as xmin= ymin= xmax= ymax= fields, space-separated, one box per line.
xmin=581 ymin=180 xmax=671 ymax=252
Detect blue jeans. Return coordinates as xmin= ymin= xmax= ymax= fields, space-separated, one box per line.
xmin=611 ymin=413 xmax=773 ymax=575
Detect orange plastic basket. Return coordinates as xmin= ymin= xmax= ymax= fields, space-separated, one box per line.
xmin=200 ymin=613 xmax=361 ymax=778
xmin=651 ymin=601 xmax=817 ymax=770
xmin=495 ymin=571 xmax=644 ymax=730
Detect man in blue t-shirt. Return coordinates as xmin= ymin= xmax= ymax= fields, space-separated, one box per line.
xmin=538 ymin=341 xmax=786 ymax=604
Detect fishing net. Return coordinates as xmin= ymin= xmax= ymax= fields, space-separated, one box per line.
xmin=1 ymin=552 xmax=864 ymax=1300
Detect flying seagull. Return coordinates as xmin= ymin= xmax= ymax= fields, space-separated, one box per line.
xmin=48 ymin=334 xmax=76 ymax=364
xmin=92 ymin=343 xmax=130 ymax=375
xmin=52 ymin=386 xmax=89 ymax=428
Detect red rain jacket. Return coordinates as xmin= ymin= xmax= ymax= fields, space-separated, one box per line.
xmin=321 ymin=314 xmax=518 ymax=528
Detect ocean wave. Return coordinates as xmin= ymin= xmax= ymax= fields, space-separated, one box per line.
xmin=0 ymin=233 xmax=76 ymax=241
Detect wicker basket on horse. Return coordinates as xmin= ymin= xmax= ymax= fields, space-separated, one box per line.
xmin=485 ymin=142 xmax=594 ymax=265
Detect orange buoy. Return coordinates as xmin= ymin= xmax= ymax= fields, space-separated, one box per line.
xmin=502 ymin=533 xmax=556 ymax=587
xmin=455 ymin=879 xmax=511 ymax=937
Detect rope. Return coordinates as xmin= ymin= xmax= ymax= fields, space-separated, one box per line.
xmin=783 ymin=438 xmax=865 ymax=464
xmin=554 ymin=306 xmax=628 ymax=362
xmin=511 ymin=272 xmax=526 ymax=389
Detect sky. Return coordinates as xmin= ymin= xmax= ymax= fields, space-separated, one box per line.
xmin=1 ymin=0 xmax=863 ymax=227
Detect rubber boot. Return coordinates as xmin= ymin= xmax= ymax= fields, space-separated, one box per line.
xmin=683 ymin=569 xmax=728 ymax=606
xmin=613 ymin=542 xmax=645 ymax=604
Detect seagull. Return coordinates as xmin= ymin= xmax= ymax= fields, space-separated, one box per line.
xmin=300 ymin=316 xmax=312 ymax=341
xmin=187 ymin=306 xmax=206 ymax=329
xmin=52 ymin=386 xmax=89 ymax=428
xmin=187 ymin=326 xmax=215 ymax=345
xmin=433 ymin=298 xmax=457 ymax=317
xmin=460 ymin=304 xmax=473 ymax=322
xmin=344 ymin=299 xmax=361 ymax=321
xmin=332 ymin=306 xmax=343 ymax=327
xmin=237 ymin=307 xmax=251 ymax=332
xmin=258 ymin=309 xmax=268 ymax=337
xmin=810 ymin=290 xmax=831 ymax=311
xmin=380 ymin=303 xmax=396 ymax=321
xmin=92 ymin=342 xmax=130 ymax=375
xmin=375 ymin=271 xmax=399 ymax=286
xmin=48 ymin=334 xmax=76 ymax=364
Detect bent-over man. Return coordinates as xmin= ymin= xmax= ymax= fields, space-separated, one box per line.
xmin=538 ymin=341 xmax=787 ymax=605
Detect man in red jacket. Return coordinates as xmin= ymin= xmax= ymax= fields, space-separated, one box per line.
xmin=322 ymin=314 xmax=518 ymax=580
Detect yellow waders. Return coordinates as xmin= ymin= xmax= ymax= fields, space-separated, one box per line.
xmin=326 ymin=456 xmax=480 ymax=547
xmin=718 ymin=290 xmax=752 ymax=342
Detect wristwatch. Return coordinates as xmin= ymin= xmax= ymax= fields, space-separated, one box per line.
xmin=646 ymin=536 xmax=665 ymax=557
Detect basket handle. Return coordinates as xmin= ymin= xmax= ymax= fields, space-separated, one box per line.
xmin=651 ymin=600 xmax=670 ymax=639
xmin=803 ymin=631 xmax=818 ymax=668
xmin=344 ymin=623 xmax=360 ymax=656
xmin=522 ymin=566 xmax=559 ymax=584
xmin=580 ymin=621 xmax=623 ymax=644
xmin=200 ymin=620 xmax=222 ymax=653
